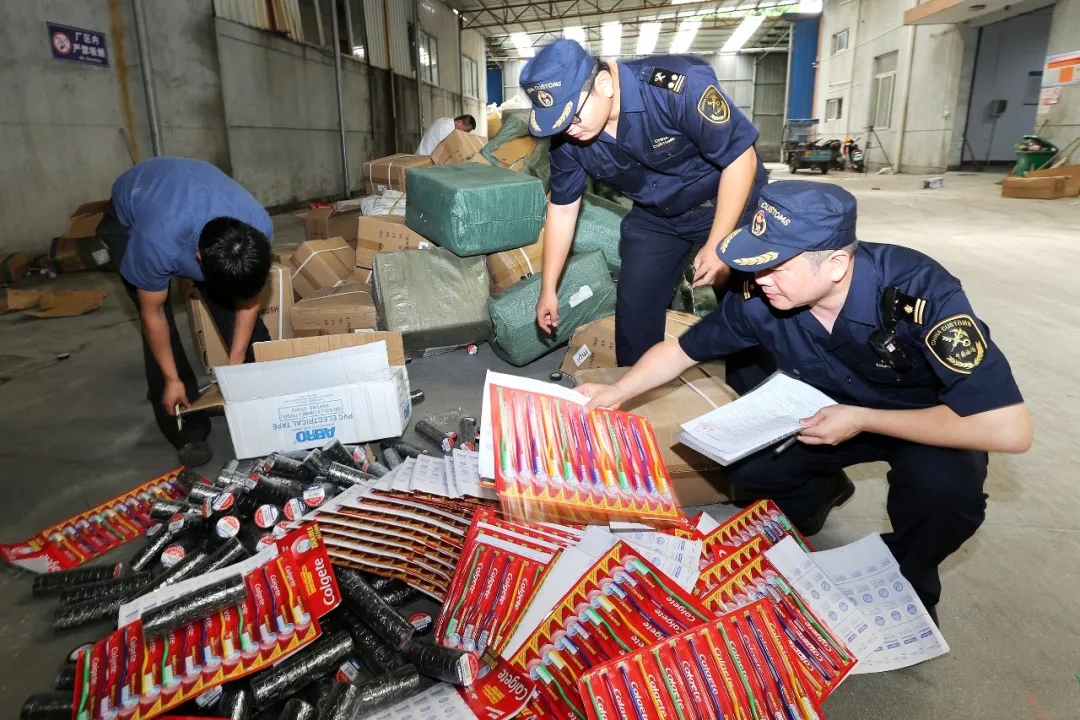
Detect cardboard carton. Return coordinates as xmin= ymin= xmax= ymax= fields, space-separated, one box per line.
xmin=362 ymin=154 xmax=433 ymax=195
xmin=64 ymin=200 xmax=109 ymax=238
xmin=355 ymin=215 xmax=434 ymax=271
xmin=0 ymin=252 xmax=31 ymax=284
xmin=487 ymin=111 xmax=502 ymax=138
xmin=1024 ymin=165 xmax=1080 ymax=196
xmin=575 ymin=366 xmax=737 ymax=506
xmin=431 ymin=130 xmax=487 ymax=165
xmin=212 ymin=334 xmax=410 ymax=458
xmin=488 ymin=135 xmax=540 ymax=171
xmin=294 ymin=206 xmax=364 ymax=242
xmin=272 ymin=245 xmax=299 ymax=266
xmin=260 ymin=263 xmax=295 ymax=341
xmin=1001 ymin=175 xmax=1067 ymax=199
xmin=288 ymin=238 xmax=354 ymax=298
xmin=559 ymin=311 xmax=700 ymax=379
xmin=185 ymin=287 xmax=231 ymax=374
xmin=290 ymin=283 xmax=378 ymax=336
xmin=487 ymin=231 xmax=544 ymax=292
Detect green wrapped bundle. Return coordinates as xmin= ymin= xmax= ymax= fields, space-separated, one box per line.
xmin=373 ymin=247 xmax=492 ymax=355
xmin=670 ymin=254 xmax=718 ymax=317
xmin=571 ymin=194 xmax=628 ymax=276
xmin=404 ymin=164 xmax=546 ymax=256
xmin=488 ymin=250 xmax=617 ymax=367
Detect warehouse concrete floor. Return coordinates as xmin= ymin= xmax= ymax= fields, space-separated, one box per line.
xmin=1 ymin=171 xmax=1077 ymax=717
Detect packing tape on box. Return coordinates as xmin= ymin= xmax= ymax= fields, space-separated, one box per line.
xmin=272 ymin=264 xmax=285 ymax=339
xmin=291 ymin=245 xmax=351 ymax=281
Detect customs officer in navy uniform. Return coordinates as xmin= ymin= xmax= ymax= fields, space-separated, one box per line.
xmin=521 ymin=39 xmax=768 ymax=377
xmin=577 ymin=180 xmax=1033 ymax=617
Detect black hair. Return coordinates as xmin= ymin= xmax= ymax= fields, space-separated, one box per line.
xmin=455 ymin=114 xmax=477 ymax=131
xmin=197 ymin=218 xmax=272 ymax=303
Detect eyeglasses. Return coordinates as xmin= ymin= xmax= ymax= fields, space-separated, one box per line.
xmin=572 ymin=92 xmax=590 ymax=126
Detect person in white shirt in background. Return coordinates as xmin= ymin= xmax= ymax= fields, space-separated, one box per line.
xmin=415 ymin=114 xmax=477 ymax=155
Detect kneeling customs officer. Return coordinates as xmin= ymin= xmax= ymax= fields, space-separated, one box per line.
xmin=579 ymin=180 xmax=1032 ymax=617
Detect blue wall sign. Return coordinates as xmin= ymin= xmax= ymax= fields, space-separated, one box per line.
xmin=48 ymin=22 xmax=109 ymax=67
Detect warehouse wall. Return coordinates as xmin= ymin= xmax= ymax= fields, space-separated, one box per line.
xmin=816 ymin=0 xmax=967 ymax=174
xmin=711 ymin=52 xmax=788 ymax=162
xmin=0 ymin=0 xmax=227 ymax=252
xmin=1041 ymin=0 xmax=1080 ymax=147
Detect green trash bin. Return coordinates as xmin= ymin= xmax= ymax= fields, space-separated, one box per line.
xmin=1014 ymin=135 xmax=1058 ymax=177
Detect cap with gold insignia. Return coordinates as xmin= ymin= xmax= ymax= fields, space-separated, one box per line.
xmin=520 ymin=39 xmax=597 ymax=137
xmin=717 ymin=180 xmax=858 ymax=270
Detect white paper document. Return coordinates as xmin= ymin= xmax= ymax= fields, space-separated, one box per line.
xmin=575 ymin=526 xmax=702 ymax=593
xmin=764 ymin=536 xmax=882 ymax=664
xmin=809 ymin=533 xmax=950 ymax=672
xmin=676 ymin=372 xmax=837 ymax=465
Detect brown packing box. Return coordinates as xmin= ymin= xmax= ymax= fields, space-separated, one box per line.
xmin=290 ymin=282 xmax=377 ymax=336
xmin=489 ymin=135 xmax=540 ymax=170
xmin=576 ymin=366 xmax=738 ymax=506
xmin=362 ymin=154 xmax=433 ymax=195
xmin=431 ymin=130 xmax=487 ymax=165
xmin=0 ymin=252 xmax=31 ymax=284
xmin=260 ymin=263 xmax=295 ymax=341
xmin=272 ymin=245 xmax=299 ymax=265
xmin=288 ymin=238 xmax=354 ymax=298
xmin=294 ymin=206 xmax=363 ymax=242
xmin=182 ymin=263 xmax=295 ymax=374
xmin=559 ymin=311 xmax=701 ymax=380
xmin=487 ymin=230 xmax=544 ymax=292
xmin=355 ymin=215 xmax=434 ymax=271
xmin=1024 ymin=165 xmax=1080 ymax=196
xmin=47 ymin=236 xmax=111 ymax=273
xmin=179 ymin=331 xmax=407 ymax=415
xmin=487 ymin=112 xmax=502 ymax=138
xmin=1001 ymin=175 xmax=1067 ymax=199
xmin=64 ymin=200 xmax=109 ymax=238
xmin=185 ymin=287 xmax=231 ymax=374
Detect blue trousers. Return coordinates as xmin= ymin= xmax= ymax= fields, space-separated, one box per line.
xmin=726 ymin=434 xmax=989 ymax=607
xmin=615 ymin=199 xmax=769 ymax=392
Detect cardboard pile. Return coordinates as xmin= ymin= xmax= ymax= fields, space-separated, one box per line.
xmin=1017 ymin=165 xmax=1080 ymax=197
xmin=362 ymin=154 xmax=432 ymax=195
xmin=294 ymin=204 xmax=363 ymax=243
xmin=559 ymin=310 xmax=700 ymax=379
xmin=431 ymin=130 xmax=487 ymax=166
xmin=288 ymin=237 xmax=354 ymax=298
xmin=1001 ymin=175 xmax=1068 ymax=199
xmin=1 ymin=252 xmax=31 ymax=284
xmin=355 ymin=215 xmax=434 ymax=274
xmin=290 ymin=282 xmax=377 ymax=336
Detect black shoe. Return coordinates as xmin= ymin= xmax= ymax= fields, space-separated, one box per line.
xmin=797 ymin=471 xmax=856 ymax=537
xmin=926 ymin=603 xmax=939 ymax=627
xmin=178 ymin=440 xmax=213 ymax=468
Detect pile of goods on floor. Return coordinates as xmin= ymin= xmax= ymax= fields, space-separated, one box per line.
xmin=10 ymin=351 xmax=951 ymax=719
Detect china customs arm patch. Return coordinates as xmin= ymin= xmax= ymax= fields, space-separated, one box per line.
xmin=924 ymin=314 xmax=987 ymax=374
xmin=697 ymin=85 xmax=731 ymax=124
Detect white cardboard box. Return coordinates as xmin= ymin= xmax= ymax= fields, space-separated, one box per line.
xmin=212 ymin=334 xmax=411 ymax=458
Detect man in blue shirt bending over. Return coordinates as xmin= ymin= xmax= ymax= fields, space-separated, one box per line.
xmin=98 ymin=157 xmax=273 ymax=467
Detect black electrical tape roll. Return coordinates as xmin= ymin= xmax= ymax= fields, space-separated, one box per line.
xmin=351 ymin=664 xmax=421 ymax=716
xmin=252 ymin=475 xmax=308 ymax=506
xmin=459 ymin=416 xmax=478 ymax=447
xmin=204 ymin=537 xmax=250 ymax=574
xmin=279 ymin=698 xmax=318 ymax=720
xmin=264 ymin=453 xmax=315 ymax=482
xmin=415 ymin=420 xmax=455 ymax=453
xmin=303 ymin=449 xmax=332 ymax=476
xmin=381 ymin=447 xmax=403 ymax=470
xmin=187 ymin=482 xmax=219 ymax=505
xmin=151 ymin=547 xmax=212 ymax=591
xmin=304 ymin=675 xmax=341 ymax=709
xmin=174 ymin=468 xmax=201 ymax=494
xmin=322 ymin=440 xmax=359 ymax=470
xmin=53 ymin=663 xmax=77 ymax=692
xmin=57 ymin=572 xmax=152 ymax=606
xmin=53 ymin=590 xmax=126 ymax=631
xmin=219 ymin=685 xmax=256 ymax=720
xmin=230 ymin=492 xmax=261 ymax=519
xmin=357 ymin=571 xmax=396 ymax=592
xmin=335 ymin=609 xmax=406 ymax=675
xmin=400 ymin=639 xmax=478 ymax=685
xmin=31 ymin=562 xmax=125 ymax=598
xmin=238 ymin=523 xmax=275 ymax=554
xmin=19 ymin=691 xmax=73 ymax=720
xmin=218 ymin=468 xmax=257 ymax=491
xmin=378 ymin=583 xmax=421 ymax=608
xmin=381 ymin=439 xmax=429 ymax=459
xmin=366 ymin=461 xmax=389 ymax=478
xmin=335 ymin=567 xmax=414 ymax=650
xmin=141 ymin=573 xmax=247 ymax=638
xmin=316 ymin=682 xmax=360 ymax=720
xmin=325 ymin=463 xmax=377 ymax=489
xmin=130 ymin=529 xmax=175 ymax=573
xmin=149 ymin=499 xmax=187 ymax=522
xmin=249 ymin=630 xmax=355 ymax=709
